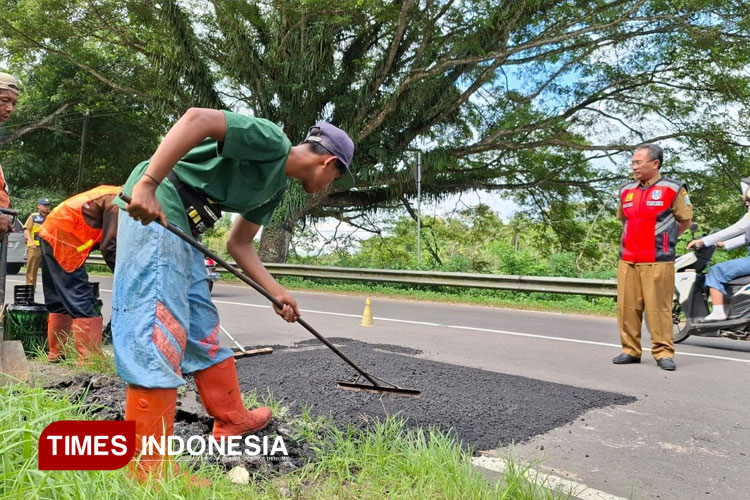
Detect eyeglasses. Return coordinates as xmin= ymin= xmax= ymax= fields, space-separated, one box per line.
xmin=631 ymin=159 xmax=655 ymax=167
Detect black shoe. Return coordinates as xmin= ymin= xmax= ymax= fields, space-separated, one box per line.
xmin=612 ymin=353 xmax=641 ymax=364
xmin=657 ymin=357 xmax=676 ymax=371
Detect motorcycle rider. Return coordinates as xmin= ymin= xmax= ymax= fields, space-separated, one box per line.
xmin=687 ymin=178 xmax=750 ymax=321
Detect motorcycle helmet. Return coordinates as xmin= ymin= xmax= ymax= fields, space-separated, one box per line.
xmin=741 ymin=177 xmax=750 ymax=199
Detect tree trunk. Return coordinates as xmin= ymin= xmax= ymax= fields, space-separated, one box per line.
xmin=258 ymin=221 xmax=294 ymax=263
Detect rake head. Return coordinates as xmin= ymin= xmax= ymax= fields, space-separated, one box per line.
xmin=336 ymin=374 xmax=422 ymax=398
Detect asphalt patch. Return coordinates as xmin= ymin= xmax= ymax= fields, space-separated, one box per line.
xmin=236 ymin=338 xmax=636 ymax=452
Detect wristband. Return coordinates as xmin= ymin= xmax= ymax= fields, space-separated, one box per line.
xmin=143 ymin=172 xmax=161 ymax=185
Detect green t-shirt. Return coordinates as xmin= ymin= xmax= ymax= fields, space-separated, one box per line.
xmin=115 ymin=111 xmax=291 ymax=233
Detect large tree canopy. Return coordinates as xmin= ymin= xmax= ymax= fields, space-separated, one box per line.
xmin=2 ymin=0 xmax=750 ymax=259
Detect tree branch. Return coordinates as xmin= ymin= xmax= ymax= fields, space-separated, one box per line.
xmin=0 ymin=103 xmax=72 ymax=147
xmin=0 ymin=21 xmax=148 ymax=98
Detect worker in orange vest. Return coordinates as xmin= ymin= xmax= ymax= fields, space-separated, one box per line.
xmin=0 ymin=72 xmax=21 ymax=239
xmin=39 ymin=185 xmax=120 ymax=364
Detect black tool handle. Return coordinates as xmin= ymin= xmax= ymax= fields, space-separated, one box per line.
xmin=118 ymin=192 xmax=381 ymax=388
xmin=0 ymin=207 xmax=19 ymax=217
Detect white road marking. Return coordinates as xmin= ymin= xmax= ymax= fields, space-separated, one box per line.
xmin=21 ymin=279 xmax=747 ymax=364
xmin=444 ymin=325 xmax=750 ymax=363
xmin=471 ymin=456 xmax=627 ymax=500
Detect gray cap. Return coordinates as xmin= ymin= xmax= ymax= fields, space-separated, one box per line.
xmin=305 ymin=122 xmax=355 ymax=189
xmin=0 ymin=72 xmax=20 ymax=95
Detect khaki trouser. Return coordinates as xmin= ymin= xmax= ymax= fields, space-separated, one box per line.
xmin=26 ymin=245 xmax=41 ymax=288
xmin=617 ymin=260 xmax=675 ymax=359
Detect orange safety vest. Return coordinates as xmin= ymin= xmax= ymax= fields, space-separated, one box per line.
xmin=0 ymin=162 xmax=9 ymax=208
xmin=38 ymin=185 xmax=121 ymax=272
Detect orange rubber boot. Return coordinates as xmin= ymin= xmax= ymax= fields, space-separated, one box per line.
xmin=125 ymin=385 xmax=177 ymax=481
xmin=47 ymin=312 xmax=73 ymax=362
xmin=194 ymin=357 xmax=272 ymax=438
xmin=125 ymin=385 xmax=211 ymax=486
xmin=71 ymin=316 xmax=103 ymax=365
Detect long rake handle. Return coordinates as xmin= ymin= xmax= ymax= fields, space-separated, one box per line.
xmin=118 ymin=193 xmax=382 ymax=388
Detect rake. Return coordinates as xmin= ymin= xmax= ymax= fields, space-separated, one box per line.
xmin=119 ymin=193 xmax=421 ymax=398
xmin=219 ymin=324 xmax=273 ymax=358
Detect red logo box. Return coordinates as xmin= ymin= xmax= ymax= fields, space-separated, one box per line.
xmin=38 ymin=420 xmax=135 ymax=470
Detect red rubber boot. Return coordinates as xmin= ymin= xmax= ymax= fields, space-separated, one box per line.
xmin=46 ymin=312 xmax=73 ymax=362
xmin=194 ymin=357 xmax=272 ymax=438
xmin=125 ymin=385 xmax=210 ymax=486
xmin=71 ymin=316 xmax=103 ymax=365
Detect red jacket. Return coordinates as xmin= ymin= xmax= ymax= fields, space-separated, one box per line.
xmin=619 ymin=177 xmax=686 ymax=263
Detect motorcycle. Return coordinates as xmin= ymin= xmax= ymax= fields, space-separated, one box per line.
xmin=672 ymin=244 xmax=750 ymax=342
xmin=205 ymin=257 xmax=220 ymax=292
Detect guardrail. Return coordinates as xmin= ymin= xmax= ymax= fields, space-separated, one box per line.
xmin=86 ymin=255 xmax=618 ymax=297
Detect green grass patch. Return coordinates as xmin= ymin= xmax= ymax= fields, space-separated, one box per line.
xmin=242 ymin=388 xmax=289 ymax=421
xmin=1 ymin=382 xmax=574 ymax=499
xmin=0 ymin=384 xmax=238 ymax=499
xmin=296 ymin=415 xmax=576 ymax=499
xmin=31 ymin=342 xmax=117 ymax=377
xmin=83 ymin=264 xmax=113 ymax=276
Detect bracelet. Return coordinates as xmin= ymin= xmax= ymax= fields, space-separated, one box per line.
xmin=143 ymin=172 xmax=161 ymax=185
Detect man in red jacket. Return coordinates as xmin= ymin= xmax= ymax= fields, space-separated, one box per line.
xmin=614 ymin=144 xmax=692 ymax=371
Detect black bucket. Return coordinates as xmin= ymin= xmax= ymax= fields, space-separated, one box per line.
xmin=14 ymin=284 xmax=35 ymax=305
xmin=3 ymin=304 xmax=49 ymax=355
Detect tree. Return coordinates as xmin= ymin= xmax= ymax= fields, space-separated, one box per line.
xmin=4 ymin=1 xmax=750 ymax=261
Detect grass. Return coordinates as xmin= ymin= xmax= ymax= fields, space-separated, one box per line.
xmin=0 ymin=383 xmax=233 ymax=499
xmin=242 ymin=388 xmax=289 ymax=421
xmin=31 ymin=341 xmax=117 ymax=377
xmin=294 ymin=416 xmax=576 ymax=499
xmin=1 ymin=381 xmax=575 ymax=500
xmin=84 ymin=264 xmax=113 ymax=276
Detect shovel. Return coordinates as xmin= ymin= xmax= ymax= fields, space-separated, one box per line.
xmin=119 ymin=193 xmax=421 ymax=398
xmin=0 ymin=206 xmax=29 ymax=386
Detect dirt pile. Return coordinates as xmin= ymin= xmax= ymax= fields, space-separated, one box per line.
xmin=40 ymin=369 xmax=317 ymax=475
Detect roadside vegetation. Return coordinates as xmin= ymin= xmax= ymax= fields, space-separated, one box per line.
xmin=81 ymin=203 xmax=739 ymax=317
xmin=276 ymin=277 xmax=618 ymax=316
xmin=1 ymin=381 xmax=575 ymax=499
xmin=205 ymin=206 xmax=626 ymax=280
xmin=202 ymin=207 xmax=650 ymax=317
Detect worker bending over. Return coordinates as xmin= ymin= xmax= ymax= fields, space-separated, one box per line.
xmin=40 ymin=185 xmax=120 ymax=364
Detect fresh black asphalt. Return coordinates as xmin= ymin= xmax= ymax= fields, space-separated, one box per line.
xmin=236 ymin=338 xmax=636 ymax=451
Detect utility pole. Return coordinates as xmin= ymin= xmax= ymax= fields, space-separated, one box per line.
xmin=76 ymin=110 xmax=89 ymax=193
xmin=416 ymin=151 xmax=422 ymax=269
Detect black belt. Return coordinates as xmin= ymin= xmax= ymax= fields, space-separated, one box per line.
xmin=166 ymin=171 xmax=222 ymax=237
